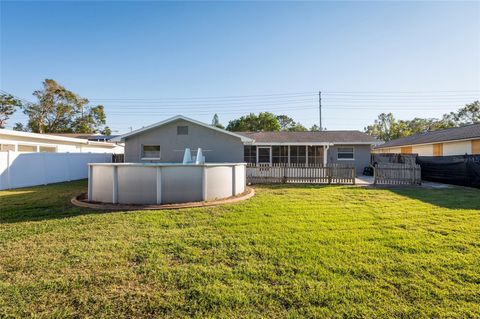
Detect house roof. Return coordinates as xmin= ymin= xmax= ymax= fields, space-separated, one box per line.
xmin=48 ymin=133 xmax=120 ymax=141
xmin=47 ymin=133 xmax=102 ymax=139
xmin=375 ymin=123 xmax=480 ymax=149
xmin=0 ymin=129 xmax=118 ymax=148
xmin=114 ymin=115 xmax=254 ymax=143
xmin=237 ymin=131 xmax=380 ymax=145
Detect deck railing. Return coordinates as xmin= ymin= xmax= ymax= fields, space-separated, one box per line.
xmin=246 ymin=163 xmax=356 ymax=185
xmin=373 ymin=163 xmax=421 ymax=185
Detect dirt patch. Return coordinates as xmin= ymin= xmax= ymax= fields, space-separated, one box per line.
xmin=71 ymin=187 xmax=255 ymax=211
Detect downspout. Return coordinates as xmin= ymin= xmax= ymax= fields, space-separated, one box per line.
xmin=323 ymin=144 xmax=330 ymax=166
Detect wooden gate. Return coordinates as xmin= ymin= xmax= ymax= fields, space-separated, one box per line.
xmin=373 ymin=163 xmax=421 ymax=185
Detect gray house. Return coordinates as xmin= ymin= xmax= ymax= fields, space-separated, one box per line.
xmin=116 ymin=115 xmax=380 ymax=174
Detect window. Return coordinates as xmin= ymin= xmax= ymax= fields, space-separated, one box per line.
xmin=308 ymin=146 xmax=324 ymax=165
xmin=337 ymin=147 xmax=354 ymax=160
xmin=0 ymin=144 xmax=15 ymax=152
xmin=18 ymin=144 xmax=37 ymax=152
xmin=257 ymin=147 xmax=271 ymax=164
xmin=272 ymin=146 xmax=288 ymax=164
xmin=39 ymin=146 xmax=56 ymax=153
xmin=244 ymin=146 xmax=256 ymax=163
xmin=177 ymin=126 xmax=189 ymax=135
xmin=289 ymin=146 xmax=306 ymax=164
xmin=142 ymin=145 xmax=160 ymax=159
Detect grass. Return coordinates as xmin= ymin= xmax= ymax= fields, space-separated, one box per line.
xmin=0 ymin=181 xmax=479 ymax=318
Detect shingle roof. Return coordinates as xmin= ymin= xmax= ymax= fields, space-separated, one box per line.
xmin=375 ymin=123 xmax=480 ymax=149
xmin=236 ymin=131 xmax=380 ymax=144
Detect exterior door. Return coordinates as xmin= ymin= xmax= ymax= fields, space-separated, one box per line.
xmin=257 ymin=147 xmax=271 ymax=164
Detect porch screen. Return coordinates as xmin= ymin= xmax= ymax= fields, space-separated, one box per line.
xmin=244 ymin=146 xmax=256 ymax=163
xmin=289 ymin=146 xmax=306 ymax=164
xmin=308 ymin=146 xmax=324 ymax=165
xmin=272 ymin=146 xmax=288 ymax=163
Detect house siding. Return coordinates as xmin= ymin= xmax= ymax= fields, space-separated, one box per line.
xmin=327 ymin=144 xmax=372 ymax=174
xmin=443 ymin=140 xmax=471 ymax=156
xmin=376 ymin=139 xmax=478 ymax=156
xmin=124 ymin=119 xmax=244 ymax=163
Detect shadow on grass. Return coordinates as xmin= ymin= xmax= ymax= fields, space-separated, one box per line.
xmin=386 ymin=186 xmax=480 ymax=210
xmin=0 ymin=180 xmax=107 ymax=224
xmin=252 ymin=183 xmax=480 ymax=210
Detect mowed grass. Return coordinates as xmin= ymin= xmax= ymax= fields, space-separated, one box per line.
xmin=0 ymin=181 xmax=479 ymax=318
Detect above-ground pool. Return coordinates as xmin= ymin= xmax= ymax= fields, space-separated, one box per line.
xmin=87 ymin=163 xmax=246 ymax=205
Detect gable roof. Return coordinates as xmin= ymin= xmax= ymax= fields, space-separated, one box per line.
xmin=237 ymin=131 xmax=380 ymax=145
xmin=115 ymin=115 xmax=254 ymax=143
xmin=375 ymin=123 xmax=480 ymax=149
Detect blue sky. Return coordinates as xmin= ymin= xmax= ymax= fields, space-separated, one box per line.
xmin=1 ymin=1 xmax=479 ymax=133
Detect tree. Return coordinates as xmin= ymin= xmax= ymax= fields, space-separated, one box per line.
xmin=276 ymin=115 xmax=308 ymax=132
xmin=0 ymin=94 xmax=22 ymax=129
xmin=455 ymin=101 xmax=480 ymax=124
xmin=72 ymin=105 xmax=107 ymax=134
xmin=13 ymin=122 xmax=27 ymax=131
xmin=226 ymin=112 xmax=281 ymax=132
xmin=101 ymin=126 xmax=112 ymax=135
xmin=211 ymin=113 xmax=224 ymax=129
xmin=310 ymin=124 xmax=320 ymax=132
xmin=364 ymin=100 xmax=479 ymax=141
xmin=22 ymin=79 xmax=109 ymax=134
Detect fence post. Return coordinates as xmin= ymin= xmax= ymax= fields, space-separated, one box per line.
xmin=328 ymin=167 xmax=332 ymax=184
xmin=352 ymin=168 xmax=356 ymax=185
xmin=373 ymin=166 xmax=377 ymax=185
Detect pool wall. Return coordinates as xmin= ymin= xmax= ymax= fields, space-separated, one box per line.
xmin=88 ymin=163 xmax=246 ymax=205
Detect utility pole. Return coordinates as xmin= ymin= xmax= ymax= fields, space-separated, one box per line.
xmin=318 ymin=91 xmax=322 ymax=131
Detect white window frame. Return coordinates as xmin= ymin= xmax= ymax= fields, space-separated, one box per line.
xmin=141 ymin=144 xmax=161 ymax=160
xmin=337 ymin=146 xmax=355 ymax=161
xmin=256 ymin=146 xmax=272 ymax=165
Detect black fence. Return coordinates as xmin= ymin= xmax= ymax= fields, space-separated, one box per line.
xmin=372 ymin=153 xmax=480 ymax=188
xmin=417 ymin=155 xmax=480 ymax=188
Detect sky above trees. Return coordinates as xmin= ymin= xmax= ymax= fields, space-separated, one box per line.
xmin=1 ymin=1 xmax=479 ymax=134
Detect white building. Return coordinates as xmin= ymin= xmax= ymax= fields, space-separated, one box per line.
xmin=0 ymin=129 xmax=123 ymax=154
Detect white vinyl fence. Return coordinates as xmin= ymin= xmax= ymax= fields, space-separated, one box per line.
xmin=0 ymin=151 xmax=111 ymax=190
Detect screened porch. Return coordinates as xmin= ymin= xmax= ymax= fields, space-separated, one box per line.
xmin=243 ymin=145 xmax=329 ymax=166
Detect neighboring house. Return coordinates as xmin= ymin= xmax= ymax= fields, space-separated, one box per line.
xmin=48 ymin=133 xmax=121 ymax=143
xmin=114 ymin=115 xmax=380 ymax=174
xmin=0 ymin=129 xmax=123 ymax=153
xmin=374 ymin=123 xmax=480 ymax=156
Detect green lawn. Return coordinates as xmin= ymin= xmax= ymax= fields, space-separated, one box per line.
xmin=0 ymin=181 xmax=479 ymax=318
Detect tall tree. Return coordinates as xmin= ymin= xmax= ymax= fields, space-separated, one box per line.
xmin=22 ymin=79 xmax=109 ymax=134
xmin=276 ymin=115 xmax=308 ymax=132
xmin=365 ymin=100 xmax=479 ymax=141
xmin=226 ymin=112 xmax=281 ymax=132
xmin=0 ymin=94 xmax=22 ymax=129
xmin=211 ymin=113 xmax=224 ymax=129
xmin=455 ymin=101 xmax=480 ymax=124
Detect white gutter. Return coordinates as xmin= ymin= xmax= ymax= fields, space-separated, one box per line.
xmin=0 ymin=129 xmax=117 ymax=148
